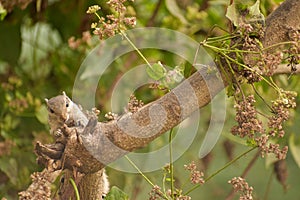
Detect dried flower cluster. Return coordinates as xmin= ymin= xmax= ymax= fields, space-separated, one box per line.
xmin=231 ymin=95 xmax=264 ymax=138
xmin=126 ymin=94 xmax=144 ymax=113
xmin=238 ymin=23 xmax=263 ymax=51
xmin=236 ymin=23 xmax=264 ymax=83
xmin=256 ymin=90 xmax=297 ymax=160
xmin=184 ymin=161 xmax=205 ymax=185
xmin=231 ymin=91 xmax=296 ymax=160
xmin=148 ymin=162 xmax=197 ymax=200
xmin=149 ymin=185 xmax=163 ymax=200
xmin=178 ymin=196 xmax=192 ymax=200
xmin=268 ymin=90 xmax=297 ymax=137
xmin=1 ymin=76 xmax=39 ymax=114
xmin=105 ymin=111 xmax=118 ymax=120
xmin=0 ymin=140 xmax=14 ymax=157
xmin=149 ymin=185 xmax=192 ymax=200
xmin=87 ymin=0 xmax=136 ymax=40
xmin=286 ymin=29 xmax=300 ymax=72
xmin=18 ymin=170 xmax=54 ymax=200
xmin=228 ymin=177 xmax=253 ymax=200
xmin=234 ymin=23 xmax=299 ymax=83
xmin=68 ymin=31 xmax=92 ymax=50
xmin=255 ymin=135 xmax=289 ymax=160
xmin=257 ymin=52 xmax=283 ymax=76
xmin=86 ymin=5 xmax=101 ymax=14
xmin=235 ymin=22 xmax=285 ymax=82
xmin=166 ymin=189 xmax=192 ymax=200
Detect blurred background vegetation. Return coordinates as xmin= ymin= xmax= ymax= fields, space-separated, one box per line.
xmin=0 ymin=0 xmax=300 ymax=199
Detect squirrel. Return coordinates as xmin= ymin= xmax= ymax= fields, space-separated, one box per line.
xmin=45 ymin=91 xmax=110 ymax=198
xmin=45 ymin=91 xmax=88 ymax=136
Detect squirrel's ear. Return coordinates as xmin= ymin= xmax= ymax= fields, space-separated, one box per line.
xmin=62 ymin=91 xmax=67 ymax=97
xmin=45 ymin=98 xmax=49 ymax=103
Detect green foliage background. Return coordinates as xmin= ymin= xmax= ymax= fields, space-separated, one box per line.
xmin=0 ymin=0 xmax=300 ymax=199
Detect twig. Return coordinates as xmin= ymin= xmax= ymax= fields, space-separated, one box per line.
xmin=263 ymin=171 xmax=274 ymax=200
xmin=184 ymin=147 xmax=257 ymax=195
xmin=146 ymin=0 xmax=163 ymax=27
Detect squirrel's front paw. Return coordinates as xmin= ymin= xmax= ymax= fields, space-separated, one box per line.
xmin=54 ymin=129 xmax=63 ymax=137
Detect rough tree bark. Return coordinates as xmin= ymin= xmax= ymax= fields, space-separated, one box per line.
xmin=26 ymin=0 xmax=300 ymax=199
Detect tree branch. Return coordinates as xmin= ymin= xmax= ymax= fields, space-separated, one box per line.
xmin=35 ymin=0 xmax=300 ymax=173
xmin=273 ymin=64 xmax=300 ymax=74
xmin=263 ymin=0 xmax=300 ymax=47
xmin=30 ymin=0 xmax=300 ymax=199
xmin=67 ymin=0 xmax=300 ymax=173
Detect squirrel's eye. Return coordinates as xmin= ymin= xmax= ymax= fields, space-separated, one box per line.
xmin=50 ymin=108 xmax=55 ymax=113
xmin=66 ymin=103 xmax=69 ymax=107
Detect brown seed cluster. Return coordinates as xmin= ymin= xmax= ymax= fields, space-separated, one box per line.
xmin=268 ymin=90 xmax=297 ymax=137
xmin=286 ymin=29 xmax=300 ymax=72
xmin=228 ymin=177 xmax=253 ymax=200
xmin=238 ymin=23 xmax=262 ymax=52
xmin=231 ymin=95 xmax=264 ymax=138
xmin=1 ymin=76 xmax=39 ymax=114
xmin=231 ymin=91 xmax=296 ymax=160
xmin=184 ymin=161 xmax=205 ymax=185
xmin=87 ymin=0 xmax=136 ymax=40
xmin=257 ymin=90 xmax=296 ymax=160
xmin=149 ymin=185 xmax=163 ymax=200
xmin=255 ymin=134 xmax=289 ymax=160
xmin=235 ymin=23 xmax=298 ymax=83
xmin=237 ymin=23 xmax=264 ymax=83
xmin=126 ymin=94 xmax=144 ymax=113
xmin=68 ymin=31 xmax=92 ymax=50
xmin=104 ymin=111 xmax=118 ymax=120
xmin=257 ymin=52 xmax=283 ymax=76
xmin=18 ymin=170 xmax=53 ymax=200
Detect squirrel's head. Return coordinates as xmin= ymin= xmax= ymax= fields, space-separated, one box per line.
xmin=45 ymin=91 xmax=72 ymax=122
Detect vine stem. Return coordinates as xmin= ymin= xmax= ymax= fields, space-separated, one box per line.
xmin=125 ymin=155 xmax=169 ymax=200
xmin=120 ymin=31 xmax=153 ymax=69
xmin=125 ymin=155 xmax=154 ymax=187
xmin=94 ymin=12 xmax=101 ymax=21
xmin=262 ymin=41 xmax=295 ymax=51
xmin=184 ymin=146 xmax=257 ymax=195
xmin=263 ymin=171 xmax=274 ymax=200
xmin=202 ymin=43 xmax=260 ymax=54
xmin=69 ymin=178 xmax=80 ymax=200
xmin=220 ymin=52 xmax=280 ymax=92
xmin=251 ymin=84 xmax=274 ymax=112
xmin=169 ymin=128 xmax=175 ymax=199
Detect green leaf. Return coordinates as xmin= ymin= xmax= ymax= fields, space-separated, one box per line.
xmin=0 ymin=22 xmax=21 ymax=65
xmin=0 ymin=4 xmax=7 ymax=21
xmin=0 ymin=157 xmax=18 ymax=185
xmin=289 ymin=133 xmax=300 ymax=168
xmin=105 ymin=186 xmax=129 ymax=200
xmin=226 ymin=0 xmax=264 ymax=26
xmin=248 ymin=0 xmax=265 ymax=24
xmin=146 ymin=62 xmax=166 ymax=80
xmin=174 ymin=63 xmax=185 ymax=74
xmin=35 ymin=105 xmax=48 ymax=125
xmin=226 ymin=83 xmax=235 ymax=97
xmin=166 ymin=177 xmax=172 ymax=182
xmin=225 ymin=3 xmax=239 ymax=26
xmin=165 ymin=0 xmax=188 ymax=25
